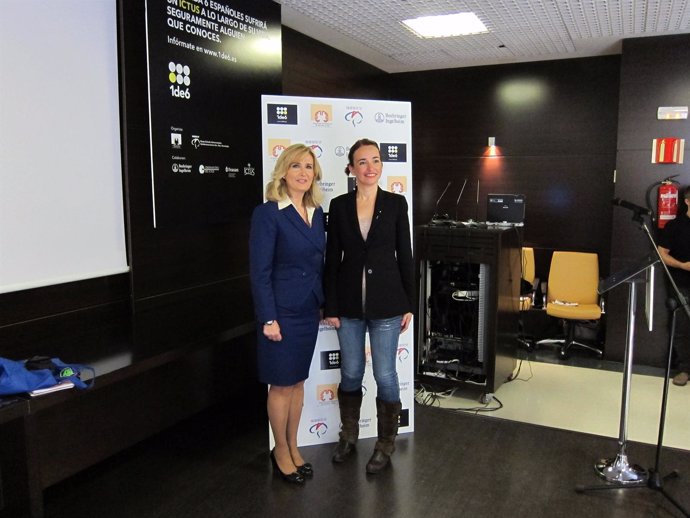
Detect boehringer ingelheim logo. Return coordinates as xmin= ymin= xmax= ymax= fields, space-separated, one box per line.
xmin=168 ymin=62 xmax=191 ymax=99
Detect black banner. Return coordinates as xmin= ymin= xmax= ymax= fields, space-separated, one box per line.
xmin=146 ymin=0 xmax=281 ymax=227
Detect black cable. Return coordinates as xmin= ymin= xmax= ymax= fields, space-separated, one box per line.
xmin=506 ymin=358 xmax=534 ymax=382
xmin=413 ymin=384 xmax=504 ymax=413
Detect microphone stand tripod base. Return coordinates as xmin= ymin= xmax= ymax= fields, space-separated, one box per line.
xmin=595 ymin=454 xmax=648 ymax=484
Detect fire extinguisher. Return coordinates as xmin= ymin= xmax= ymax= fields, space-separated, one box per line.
xmin=646 ymin=175 xmax=680 ymax=229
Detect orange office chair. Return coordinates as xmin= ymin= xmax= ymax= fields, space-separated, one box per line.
xmin=517 ymin=247 xmax=538 ymax=351
xmin=538 ymin=251 xmax=603 ymax=359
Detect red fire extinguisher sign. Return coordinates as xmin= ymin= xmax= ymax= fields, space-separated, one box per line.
xmin=652 ymin=138 xmax=685 ymax=164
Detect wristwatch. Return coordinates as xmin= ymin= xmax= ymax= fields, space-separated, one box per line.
xmin=264 ymin=320 xmax=275 ymax=326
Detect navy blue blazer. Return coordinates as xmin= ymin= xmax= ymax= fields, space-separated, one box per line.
xmin=324 ymin=188 xmax=414 ymax=319
xmin=249 ymin=201 xmax=326 ymax=324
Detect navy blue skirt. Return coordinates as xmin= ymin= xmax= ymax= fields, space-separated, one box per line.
xmin=256 ymin=292 xmax=320 ymax=386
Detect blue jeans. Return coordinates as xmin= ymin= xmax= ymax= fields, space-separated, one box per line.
xmin=337 ymin=316 xmax=403 ymax=403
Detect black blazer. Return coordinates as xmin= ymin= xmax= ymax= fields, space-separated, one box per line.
xmin=324 ymin=188 xmax=414 ymax=319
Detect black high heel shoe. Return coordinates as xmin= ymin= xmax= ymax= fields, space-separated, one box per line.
xmin=270 ymin=449 xmax=305 ymax=485
xmin=295 ymin=462 xmax=314 ymax=478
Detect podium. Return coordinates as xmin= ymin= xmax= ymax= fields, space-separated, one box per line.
xmin=414 ymin=224 xmax=520 ymax=395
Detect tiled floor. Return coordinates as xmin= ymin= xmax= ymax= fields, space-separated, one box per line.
xmin=45 ymin=394 xmax=690 ymax=518
xmin=420 ymin=358 xmax=690 ymax=452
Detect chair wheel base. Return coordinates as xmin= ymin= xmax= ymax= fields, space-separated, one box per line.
xmin=517 ymin=337 xmax=535 ymax=352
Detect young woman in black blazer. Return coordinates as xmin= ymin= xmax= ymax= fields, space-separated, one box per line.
xmin=324 ymin=138 xmax=414 ymax=473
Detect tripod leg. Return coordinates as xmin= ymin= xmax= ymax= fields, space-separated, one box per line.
xmin=643 ymin=304 xmax=690 ymax=517
xmin=657 ymin=486 xmax=690 ymax=518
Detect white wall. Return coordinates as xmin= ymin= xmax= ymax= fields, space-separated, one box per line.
xmin=0 ymin=0 xmax=128 ymax=294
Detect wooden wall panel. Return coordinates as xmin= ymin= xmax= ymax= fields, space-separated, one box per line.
xmin=389 ymin=57 xmax=620 ymax=269
xmin=606 ymin=34 xmax=690 ymax=365
xmin=281 ymin=27 xmax=387 ymax=99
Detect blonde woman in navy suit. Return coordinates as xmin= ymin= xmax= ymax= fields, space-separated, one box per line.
xmin=250 ymin=144 xmax=325 ymax=485
xmin=324 ymin=138 xmax=414 ymax=474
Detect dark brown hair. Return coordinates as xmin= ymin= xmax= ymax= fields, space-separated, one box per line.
xmin=344 ymin=138 xmax=379 ymax=175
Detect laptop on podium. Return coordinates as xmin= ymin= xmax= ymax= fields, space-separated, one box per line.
xmin=486 ymin=193 xmax=526 ymax=226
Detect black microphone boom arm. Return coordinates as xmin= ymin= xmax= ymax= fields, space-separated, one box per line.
xmin=612 ymin=198 xmax=652 ymax=216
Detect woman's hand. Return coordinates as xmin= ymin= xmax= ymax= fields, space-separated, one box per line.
xmin=400 ymin=312 xmax=413 ymax=333
xmin=324 ymin=317 xmax=341 ymax=329
xmin=263 ymin=321 xmax=282 ymax=341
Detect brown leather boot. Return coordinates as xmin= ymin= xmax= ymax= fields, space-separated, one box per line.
xmin=366 ymin=398 xmax=402 ymax=474
xmin=332 ymin=387 xmax=363 ymax=463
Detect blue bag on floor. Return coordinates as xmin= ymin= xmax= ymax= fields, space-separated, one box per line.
xmin=0 ymin=356 xmax=95 ymax=396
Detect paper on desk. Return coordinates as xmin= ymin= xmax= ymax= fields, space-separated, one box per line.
xmin=28 ymin=380 xmax=75 ymax=397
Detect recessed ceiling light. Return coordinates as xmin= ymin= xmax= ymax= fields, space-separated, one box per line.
xmin=402 ymin=13 xmax=488 ymax=38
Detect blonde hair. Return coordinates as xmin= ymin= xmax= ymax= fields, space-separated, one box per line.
xmin=265 ymin=144 xmax=323 ymax=207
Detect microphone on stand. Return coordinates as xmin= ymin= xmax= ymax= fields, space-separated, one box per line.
xmin=450 ymin=178 xmax=469 ymax=226
xmin=453 ymin=178 xmax=468 ymax=223
xmin=612 ymin=198 xmax=652 ymax=216
xmin=430 ymin=181 xmax=452 ymax=225
xmin=464 ymin=179 xmax=481 ymax=227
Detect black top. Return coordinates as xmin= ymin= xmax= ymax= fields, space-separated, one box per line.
xmin=658 ymin=213 xmax=690 ymax=289
xmin=324 ymin=188 xmax=415 ymax=319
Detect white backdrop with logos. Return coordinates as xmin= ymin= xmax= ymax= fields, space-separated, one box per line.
xmin=261 ymin=95 xmax=414 ymax=447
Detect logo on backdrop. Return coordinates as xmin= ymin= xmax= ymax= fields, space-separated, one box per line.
xmin=198 ymin=165 xmax=219 ymax=175
xmin=311 ymin=104 xmax=333 ymax=125
xmin=347 ymin=177 xmax=357 ymax=193
xmin=190 ymin=135 xmax=229 ymax=150
xmin=320 ymin=350 xmax=341 ymax=370
xmin=376 ymin=112 xmax=408 ymax=125
xmin=309 ymin=144 xmax=323 ymax=158
xmin=387 ymin=176 xmax=407 ymax=194
xmin=381 ymin=143 xmax=407 ymax=162
xmin=397 ymin=346 xmax=410 ymax=362
xmin=317 ymin=383 xmax=338 ymax=403
xmin=171 ymin=161 xmax=191 ymax=174
xmin=334 ymin=145 xmax=348 ymax=158
xmin=309 ymin=421 xmax=329 ymax=438
xmin=267 ymin=104 xmax=298 ymax=125
xmin=399 ymin=408 xmax=410 ymax=428
xmin=243 ymin=163 xmax=256 ymax=176
xmin=171 ymin=133 xmax=182 ymax=148
xmin=344 ymin=110 xmax=364 ymax=127
xmin=267 ymin=138 xmax=291 ymax=158
xmin=168 ymin=61 xmax=191 ymax=99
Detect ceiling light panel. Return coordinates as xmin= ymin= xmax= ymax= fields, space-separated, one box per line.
xmin=402 ymin=13 xmax=488 ymax=38
xmin=276 ymin=0 xmax=690 ymax=72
